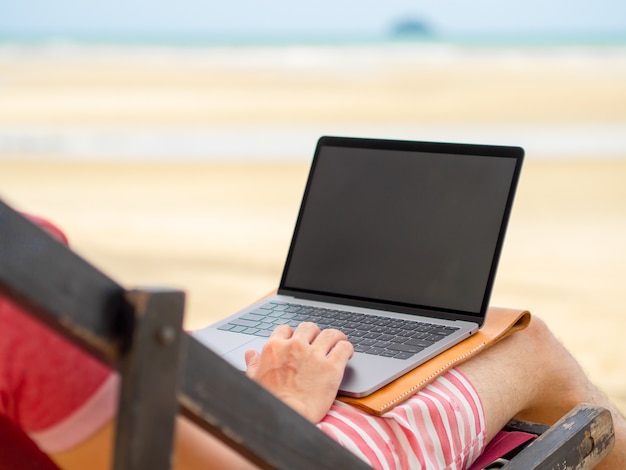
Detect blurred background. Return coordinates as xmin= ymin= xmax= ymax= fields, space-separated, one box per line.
xmin=1 ymin=0 xmax=625 ymax=412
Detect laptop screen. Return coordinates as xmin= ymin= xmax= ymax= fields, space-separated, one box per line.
xmin=280 ymin=137 xmax=523 ymax=318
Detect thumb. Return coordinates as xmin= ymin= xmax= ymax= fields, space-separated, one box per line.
xmin=244 ymin=349 xmax=261 ymax=377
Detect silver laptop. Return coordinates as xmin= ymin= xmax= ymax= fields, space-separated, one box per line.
xmin=195 ymin=136 xmax=524 ymax=397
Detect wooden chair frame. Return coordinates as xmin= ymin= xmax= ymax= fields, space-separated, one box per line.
xmin=0 ymin=199 xmax=615 ymax=469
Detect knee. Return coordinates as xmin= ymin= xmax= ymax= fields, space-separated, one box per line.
xmin=527 ymin=315 xmax=551 ymax=338
xmin=519 ymin=315 xmax=561 ymax=354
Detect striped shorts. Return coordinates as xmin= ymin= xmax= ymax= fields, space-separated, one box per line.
xmin=317 ymin=369 xmax=486 ymax=470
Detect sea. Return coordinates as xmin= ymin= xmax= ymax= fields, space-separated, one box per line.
xmin=1 ymin=33 xmax=626 ymax=162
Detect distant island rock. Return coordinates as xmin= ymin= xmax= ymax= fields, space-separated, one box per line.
xmin=390 ymin=18 xmax=434 ymax=38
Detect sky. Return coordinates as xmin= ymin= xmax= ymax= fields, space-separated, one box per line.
xmin=2 ymin=0 xmax=626 ymax=40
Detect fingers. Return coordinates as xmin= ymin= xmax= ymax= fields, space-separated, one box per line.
xmin=327 ymin=339 xmax=354 ymax=365
xmin=291 ymin=322 xmax=321 ymax=343
xmin=268 ymin=322 xmax=352 ymax=359
xmin=271 ymin=322 xmax=323 ymax=343
xmin=311 ymin=328 xmax=349 ymax=355
xmin=269 ymin=323 xmax=295 ymax=340
xmin=289 ymin=322 xmax=347 ymax=349
xmin=244 ymin=349 xmax=261 ymax=378
xmin=293 ymin=323 xmax=352 ymax=359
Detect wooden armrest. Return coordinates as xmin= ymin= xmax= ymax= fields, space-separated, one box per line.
xmin=503 ymin=403 xmax=615 ymax=469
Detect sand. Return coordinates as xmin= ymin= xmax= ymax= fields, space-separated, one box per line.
xmin=1 ymin=43 xmax=625 ymax=414
xmin=2 ymin=44 xmax=626 ymax=126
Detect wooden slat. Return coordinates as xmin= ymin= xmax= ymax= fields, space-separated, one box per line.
xmin=114 ymin=289 xmax=186 ymax=470
xmin=0 ymin=199 xmax=130 ymax=363
xmin=503 ymin=403 xmax=615 ymax=470
xmin=504 ymin=419 xmax=550 ymax=436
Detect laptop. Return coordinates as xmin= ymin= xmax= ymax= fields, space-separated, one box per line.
xmin=195 ymin=136 xmax=524 ymax=397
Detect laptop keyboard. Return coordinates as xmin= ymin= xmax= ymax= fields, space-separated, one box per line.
xmin=217 ymin=301 xmax=460 ymax=360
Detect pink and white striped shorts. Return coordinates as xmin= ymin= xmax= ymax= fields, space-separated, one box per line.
xmin=318 ymin=369 xmax=486 ymax=470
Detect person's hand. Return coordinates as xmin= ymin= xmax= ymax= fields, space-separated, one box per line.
xmin=244 ymin=322 xmax=354 ymax=424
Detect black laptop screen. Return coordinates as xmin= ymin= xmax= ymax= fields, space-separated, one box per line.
xmin=281 ymin=139 xmax=522 ymax=316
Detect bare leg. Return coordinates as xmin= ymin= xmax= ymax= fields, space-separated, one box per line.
xmin=458 ymin=316 xmax=626 ymax=469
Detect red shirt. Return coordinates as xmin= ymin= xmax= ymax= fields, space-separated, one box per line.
xmin=0 ymin=215 xmax=117 ymax=453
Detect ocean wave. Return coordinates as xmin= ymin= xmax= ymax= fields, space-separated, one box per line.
xmin=1 ymin=123 xmax=625 ymax=161
xmin=2 ymin=40 xmax=626 ymax=69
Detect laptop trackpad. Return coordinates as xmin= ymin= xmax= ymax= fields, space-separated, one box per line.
xmin=222 ymin=337 xmax=268 ymax=371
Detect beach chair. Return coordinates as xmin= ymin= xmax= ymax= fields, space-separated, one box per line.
xmin=0 ymin=199 xmax=615 ymax=470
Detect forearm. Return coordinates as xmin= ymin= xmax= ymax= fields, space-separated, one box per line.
xmin=174 ymin=417 xmax=259 ymax=470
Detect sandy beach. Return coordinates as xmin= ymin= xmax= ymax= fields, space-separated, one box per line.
xmin=1 ymin=43 xmax=625 ymax=414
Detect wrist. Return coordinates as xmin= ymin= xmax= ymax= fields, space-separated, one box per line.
xmin=279 ymin=396 xmax=322 ymax=424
